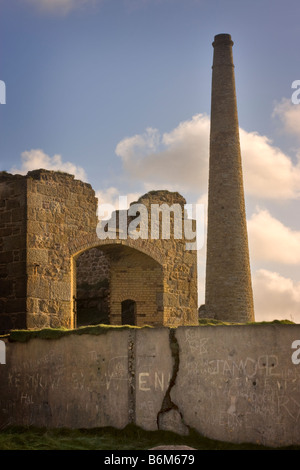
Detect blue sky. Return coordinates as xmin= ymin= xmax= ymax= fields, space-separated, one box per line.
xmin=1 ymin=0 xmax=300 ymax=321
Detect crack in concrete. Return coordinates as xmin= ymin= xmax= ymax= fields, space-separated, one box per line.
xmin=128 ymin=330 xmax=136 ymax=424
xmin=157 ymin=328 xmax=189 ymax=435
xmin=158 ymin=328 xmax=179 ymax=416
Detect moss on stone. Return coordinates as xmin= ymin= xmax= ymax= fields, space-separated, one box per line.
xmin=198 ymin=318 xmax=296 ymax=326
xmin=7 ymin=324 xmax=153 ymax=343
xmin=251 ymin=319 xmax=295 ymax=325
xmin=198 ymin=318 xmax=242 ymax=326
xmin=4 ymin=318 xmax=297 ymax=343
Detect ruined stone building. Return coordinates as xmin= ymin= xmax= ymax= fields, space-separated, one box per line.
xmin=0 ymin=33 xmax=254 ymax=333
xmin=0 ymin=172 xmax=198 ymax=333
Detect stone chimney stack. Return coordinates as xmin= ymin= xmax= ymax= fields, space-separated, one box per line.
xmin=205 ymin=34 xmax=255 ymax=322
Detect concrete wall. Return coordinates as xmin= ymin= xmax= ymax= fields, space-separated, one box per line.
xmin=1 ymin=323 xmax=300 ymax=447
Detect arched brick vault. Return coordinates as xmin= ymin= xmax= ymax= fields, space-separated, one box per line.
xmin=70 ymin=236 xmax=165 ymax=267
xmin=74 ymin=243 xmax=164 ymax=327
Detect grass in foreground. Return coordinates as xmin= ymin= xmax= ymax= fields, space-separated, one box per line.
xmin=0 ymin=424 xmax=298 ymax=451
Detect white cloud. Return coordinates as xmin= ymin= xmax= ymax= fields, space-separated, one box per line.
xmin=115 ymin=113 xmax=300 ymax=201
xmin=252 ymin=269 xmax=300 ymax=322
xmin=115 ymin=114 xmax=210 ymax=195
xmin=11 ymin=149 xmax=87 ymax=182
xmin=115 ymin=127 xmax=161 ymax=164
xmin=240 ymin=129 xmax=300 ymax=200
xmin=26 ymin=0 xmax=95 ymax=15
xmin=272 ymin=97 xmax=300 ymax=138
xmin=247 ymin=208 xmax=300 ymax=265
xmin=95 ymin=187 xmax=141 ymax=219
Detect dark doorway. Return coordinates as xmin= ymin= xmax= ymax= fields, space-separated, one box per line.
xmin=76 ymin=247 xmax=110 ymax=327
xmin=121 ymin=299 xmax=136 ymax=325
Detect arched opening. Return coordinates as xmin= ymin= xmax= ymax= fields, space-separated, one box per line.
xmin=74 ymin=243 xmax=164 ymax=327
xmin=75 ymin=247 xmax=110 ymax=327
xmin=121 ymin=299 xmax=136 ymax=325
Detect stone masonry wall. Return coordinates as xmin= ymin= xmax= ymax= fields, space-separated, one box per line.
xmin=76 ymin=248 xmax=110 ymax=286
xmin=0 ymin=173 xmax=27 ymax=333
xmin=129 ymin=191 xmax=198 ymax=326
xmin=205 ymin=34 xmax=254 ymax=323
xmin=26 ymin=169 xmax=98 ymax=330
xmin=76 ymin=248 xmax=110 ymax=326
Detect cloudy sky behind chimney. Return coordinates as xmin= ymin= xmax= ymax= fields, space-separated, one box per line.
xmin=1 ymin=0 xmax=300 ymax=321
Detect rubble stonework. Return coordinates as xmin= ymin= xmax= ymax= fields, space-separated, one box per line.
xmin=76 ymin=248 xmax=110 ymax=326
xmin=0 ymin=170 xmax=198 ymax=332
xmin=0 ymin=173 xmax=27 ymax=331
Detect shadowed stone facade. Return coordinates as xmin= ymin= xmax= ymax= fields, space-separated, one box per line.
xmin=76 ymin=248 xmax=110 ymax=326
xmin=0 ymin=173 xmax=27 ymax=331
xmin=0 ymin=170 xmax=198 ymax=333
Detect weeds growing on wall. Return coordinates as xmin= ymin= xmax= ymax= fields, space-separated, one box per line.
xmin=2 ymin=324 xmax=152 ymax=343
xmin=1 ymin=319 xmax=295 ymax=343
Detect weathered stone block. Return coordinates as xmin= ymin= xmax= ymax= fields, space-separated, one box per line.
xmin=27 ymin=249 xmax=49 ymax=265
xmin=50 ymin=281 xmax=71 ymax=301
xmin=0 ymin=251 xmax=13 ymax=264
xmin=0 ymin=279 xmax=13 ymax=297
xmin=5 ymin=298 xmax=26 ymax=314
xmin=27 ymin=277 xmax=50 ymax=299
xmin=158 ymin=408 xmax=189 ymax=436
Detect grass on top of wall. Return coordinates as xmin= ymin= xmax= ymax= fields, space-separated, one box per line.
xmin=1 ymin=318 xmax=296 ymax=343
xmin=3 ymin=323 xmax=151 ymax=343
xmin=198 ymin=318 xmax=295 ymax=326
